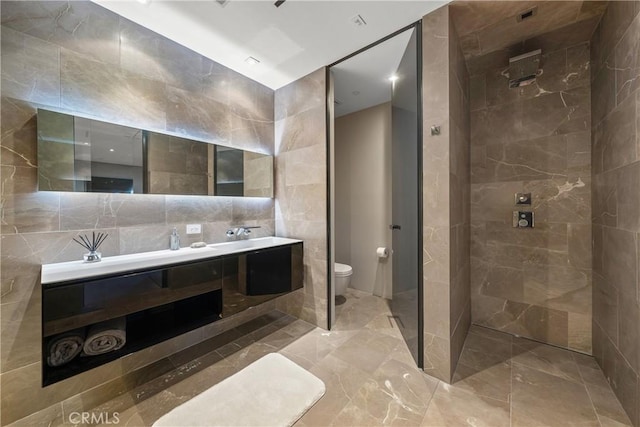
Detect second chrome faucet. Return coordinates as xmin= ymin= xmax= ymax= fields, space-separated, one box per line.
xmin=225 ymin=225 xmax=261 ymax=240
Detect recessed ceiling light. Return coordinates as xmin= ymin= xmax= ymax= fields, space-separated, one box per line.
xmin=245 ymin=56 xmax=260 ymax=66
xmin=388 ymin=75 xmax=399 ymax=82
xmin=137 ymin=0 xmax=150 ymax=4
xmin=109 ymin=148 xmax=115 ymax=152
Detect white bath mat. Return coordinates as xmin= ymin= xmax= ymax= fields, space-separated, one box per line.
xmin=153 ymin=353 xmax=325 ymax=427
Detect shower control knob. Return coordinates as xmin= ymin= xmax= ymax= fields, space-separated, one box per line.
xmin=513 ymin=211 xmax=534 ymax=228
xmin=515 ymin=192 xmax=532 ymax=205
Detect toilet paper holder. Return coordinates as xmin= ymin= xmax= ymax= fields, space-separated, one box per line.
xmin=376 ymin=247 xmax=389 ymax=259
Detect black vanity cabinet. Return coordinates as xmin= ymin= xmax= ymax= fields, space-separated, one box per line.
xmin=223 ymin=242 xmax=304 ymax=317
xmin=41 ymin=241 xmax=303 ymax=386
xmin=243 ymin=243 xmax=303 ymax=296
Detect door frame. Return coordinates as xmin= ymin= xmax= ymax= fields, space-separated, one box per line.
xmin=324 ymin=21 xmax=423 ymax=368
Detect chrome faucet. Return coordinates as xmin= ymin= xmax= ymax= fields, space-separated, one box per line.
xmin=225 ymin=225 xmax=261 ymax=240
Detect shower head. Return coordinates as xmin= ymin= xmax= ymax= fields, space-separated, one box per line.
xmin=508 ymin=49 xmax=541 ymax=88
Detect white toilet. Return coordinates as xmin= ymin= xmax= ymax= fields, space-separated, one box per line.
xmin=334 ymin=263 xmax=353 ymax=296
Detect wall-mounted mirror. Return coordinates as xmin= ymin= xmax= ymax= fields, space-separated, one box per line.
xmin=37 ymin=109 xmax=273 ymax=197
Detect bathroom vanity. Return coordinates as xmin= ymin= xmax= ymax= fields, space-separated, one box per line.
xmin=41 ymin=237 xmax=303 ymax=386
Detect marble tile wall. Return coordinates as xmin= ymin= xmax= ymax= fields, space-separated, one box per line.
xmin=273 ymin=69 xmax=328 ymax=329
xmin=590 ymin=2 xmax=640 ymax=426
xmin=422 ymin=5 xmax=471 ymax=383
xmin=469 ymin=22 xmax=593 ymax=356
xmin=0 ymin=1 xmax=277 ymax=424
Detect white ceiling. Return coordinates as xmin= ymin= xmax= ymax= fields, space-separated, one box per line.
xmin=332 ymin=28 xmax=412 ymax=117
xmin=95 ymin=0 xmax=449 ymax=90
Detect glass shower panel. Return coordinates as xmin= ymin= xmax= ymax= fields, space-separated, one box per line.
xmin=390 ymin=27 xmax=422 ymax=367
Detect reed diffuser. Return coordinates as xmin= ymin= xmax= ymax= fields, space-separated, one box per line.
xmin=73 ymin=232 xmax=108 ymax=263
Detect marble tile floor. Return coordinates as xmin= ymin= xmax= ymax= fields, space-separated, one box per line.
xmin=16 ymin=288 xmax=632 ymax=427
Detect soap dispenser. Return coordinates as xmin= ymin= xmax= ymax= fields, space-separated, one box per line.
xmin=170 ymin=227 xmax=180 ymax=250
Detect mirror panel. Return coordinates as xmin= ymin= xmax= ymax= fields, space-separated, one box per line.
xmin=146 ymin=132 xmax=211 ymax=196
xmin=37 ymin=109 xmax=273 ymax=198
xmin=214 ymin=145 xmax=244 ymax=196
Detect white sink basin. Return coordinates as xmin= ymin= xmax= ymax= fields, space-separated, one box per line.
xmin=42 ymin=236 xmax=302 ymax=285
xmin=208 ymin=237 xmax=294 ymax=251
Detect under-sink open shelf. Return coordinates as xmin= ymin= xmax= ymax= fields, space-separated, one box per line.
xmin=43 ymin=290 xmax=222 ymax=386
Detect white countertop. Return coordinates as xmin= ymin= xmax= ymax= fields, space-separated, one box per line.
xmin=41 ymin=237 xmax=302 ymax=285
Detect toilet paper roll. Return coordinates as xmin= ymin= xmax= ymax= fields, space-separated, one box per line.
xmin=376 ymin=247 xmax=389 ymax=258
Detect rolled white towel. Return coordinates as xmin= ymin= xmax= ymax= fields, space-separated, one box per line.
xmin=83 ymin=318 xmax=126 ymax=356
xmin=47 ymin=329 xmax=84 ymax=367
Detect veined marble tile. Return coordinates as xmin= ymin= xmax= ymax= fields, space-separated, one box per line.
xmin=59 ymin=192 xmax=117 ymax=231
xmin=1 ymin=97 xmax=38 ymax=170
xmin=592 ymin=169 xmax=618 ymax=227
xmin=274 ymin=218 xmax=325 ymax=260
xmin=61 ymin=49 xmax=167 ymax=132
xmin=200 ymin=58 xmax=230 ymax=105
xmin=470 ymin=102 xmax=522 ymax=147
xmin=165 ymin=85 xmax=230 ymax=145
xmin=421 ymin=382 xmax=510 ymax=427
xmin=274 ymin=68 xmax=324 ymax=122
xmin=451 ymin=356 xmax=512 ymax=403
xmin=165 ymin=195 xmax=232 ymax=224
xmin=0 ymin=294 xmax=41 ymax=373
xmin=423 ymin=332 xmax=451 ymax=383
xmin=602 ymin=226 xmax=637 ymax=298
xmin=1 ymin=192 xmax=60 ymax=234
xmin=568 ymin=312 xmax=593 ymax=354
xmin=228 ymin=72 xmax=274 ymax=124
xmin=0 ymin=165 xmax=37 ymax=199
xmin=330 ymin=328 xmax=401 ymax=374
xmin=586 ymin=381 xmax=635 ymax=426
xmin=483 ymin=135 xmax=569 ymax=183
xmin=613 ymin=8 xmax=640 ymax=106
xmin=119 ymin=18 xmax=202 ymax=93
xmin=274 ymin=106 xmax=325 ymax=154
xmin=299 ymin=354 xmax=370 ymax=426
xmin=423 ymin=226 xmax=450 ymax=284
xmin=591 ymin=60 xmax=616 ymax=128
xmin=280 ymin=327 xmax=353 ymax=370
xmin=485 ymin=221 xmax=568 ymax=252
xmin=276 ymin=183 xmax=326 ymax=223
xmin=597 ymin=94 xmax=638 ymax=172
xmin=616 ymin=161 xmax=640 ymax=233
xmin=511 ymin=363 xmax=599 ymax=427
xmin=524 ymin=177 xmax=591 ymax=224
xmin=511 ymin=339 xmax=583 ymax=384
xmin=4 ymin=402 xmax=62 ymax=427
xmin=1 ymin=0 xmax=120 ymax=65
xmin=331 ymin=357 xmax=437 ymax=426
xmin=1 ymin=26 xmax=60 ymax=106
xmin=282 ymin=144 xmax=326 ymax=187
xmin=230 ymin=107 xmax=274 ymax=154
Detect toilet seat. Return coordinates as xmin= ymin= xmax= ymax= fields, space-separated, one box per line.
xmin=335 ymin=263 xmax=352 ymax=277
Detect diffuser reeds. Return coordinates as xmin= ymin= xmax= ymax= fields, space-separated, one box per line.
xmin=73 ymin=232 xmax=108 ymax=254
